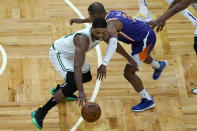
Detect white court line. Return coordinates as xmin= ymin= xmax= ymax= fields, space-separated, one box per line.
xmin=63 ymin=0 xmax=102 ymax=131
xmin=0 ymin=45 xmax=7 ymax=75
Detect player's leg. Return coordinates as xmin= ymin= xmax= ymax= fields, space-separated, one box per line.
xmin=31 ymin=70 xmax=92 ymax=129
xmin=142 ymin=29 xmax=168 ymax=80
xmin=134 ymin=0 xmax=152 ymax=22
xmin=144 ymin=55 xmax=168 ymax=80
xmin=194 ymin=28 xmax=197 ymax=54
xmin=137 ymin=0 xmax=148 ymax=11
xmin=51 ymin=60 xmax=91 ymax=99
xmin=49 ymin=45 xmax=78 ymax=100
xmin=125 ymin=53 xmax=155 ymax=112
xmin=166 ymin=0 xmax=197 ymax=27
xmin=125 ymin=40 xmax=156 ymax=112
xmin=31 ymin=46 xmax=92 ymax=129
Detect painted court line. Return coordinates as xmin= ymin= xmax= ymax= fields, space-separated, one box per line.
xmin=63 ymin=0 xmax=102 ymax=130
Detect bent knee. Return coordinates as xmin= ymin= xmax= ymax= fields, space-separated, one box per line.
xmin=53 ymin=90 xmax=65 ymax=103
xmin=124 ymin=64 xmax=135 ymax=78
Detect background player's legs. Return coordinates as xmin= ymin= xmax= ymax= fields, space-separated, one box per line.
xmin=135 ymin=0 xmax=152 ymax=22
xmin=137 ymin=0 xmax=148 ymax=11
xmin=194 ymin=28 xmax=197 ymax=54
xmin=166 ymin=0 xmax=197 ymax=27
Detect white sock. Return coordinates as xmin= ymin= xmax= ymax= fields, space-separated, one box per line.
xmin=151 ymin=59 xmax=160 ymax=69
xmin=138 ymin=0 xmax=148 ymax=11
xmin=139 ymin=88 xmax=151 ymax=100
xmin=166 ymin=0 xmax=197 ymax=27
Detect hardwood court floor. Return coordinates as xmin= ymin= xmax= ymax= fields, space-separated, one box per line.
xmin=0 ymin=0 xmax=197 ymax=130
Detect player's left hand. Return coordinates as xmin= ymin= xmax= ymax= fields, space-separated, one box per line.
xmin=97 ymin=64 xmax=106 ymax=81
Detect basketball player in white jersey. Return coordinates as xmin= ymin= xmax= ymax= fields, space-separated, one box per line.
xmin=30 ymin=17 xmax=137 ymax=129
xmin=30 ymin=18 xmax=108 ymax=129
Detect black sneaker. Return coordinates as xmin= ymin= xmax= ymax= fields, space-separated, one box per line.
xmin=31 ymin=107 xmax=47 ymax=129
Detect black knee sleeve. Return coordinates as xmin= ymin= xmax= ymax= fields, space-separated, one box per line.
xmin=61 ymin=71 xmax=92 ymax=97
xmin=61 ymin=83 xmax=77 ymax=97
xmin=194 ymin=36 xmax=197 ymax=54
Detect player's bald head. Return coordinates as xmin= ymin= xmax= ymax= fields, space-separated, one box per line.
xmin=88 ymin=2 xmax=106 ymax=14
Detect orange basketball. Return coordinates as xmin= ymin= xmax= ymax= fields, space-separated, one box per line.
xmin=81 ymin=102 xmax=101 ymax=122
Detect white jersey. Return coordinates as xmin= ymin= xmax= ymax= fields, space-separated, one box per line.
xmin=53 ymin=27 xmax=101 ymax=58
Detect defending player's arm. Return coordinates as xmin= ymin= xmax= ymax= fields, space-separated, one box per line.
xmin=149 ymin=0 xmax=192 ymax=31
xmin=73 ymin=34 xmax=89 ymax=106
xmin=153 ymin=0 xmax=182 ymax=32
xmin=168 ymin=0 xmax=182 ymax=9
xmin=103 ymin=38 xmax=139 ymax=72
xmin=70 ymin=17 xmax=93 ymax=25
xmin=97 ymin=21 xmax=118 ymax=80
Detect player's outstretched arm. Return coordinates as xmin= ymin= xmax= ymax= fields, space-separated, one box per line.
xmin=149 ymin=0 xmax=192 ymax=31
xmin=73 ymin=34 xmax=89 ymax=106
xmin=168 ymin=0 xmax=182 ymax=9
xmin=97 ymin=21 xmax=118 ymax=81
xmin=70 ymin=17 xmax=93 ymax=25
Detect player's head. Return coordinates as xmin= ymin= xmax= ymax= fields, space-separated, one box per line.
xmin=88 ymin=2 xmax=106 ymax=19
xmin=91 ymin=18 xmax=107 ymax=40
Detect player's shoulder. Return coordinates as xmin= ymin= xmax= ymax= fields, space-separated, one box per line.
xmin=108 ymin=10 xmax=126 ymax=14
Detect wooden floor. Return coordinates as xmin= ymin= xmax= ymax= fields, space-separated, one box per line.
xmin=0 ymin=0 xmax=197 ymax=130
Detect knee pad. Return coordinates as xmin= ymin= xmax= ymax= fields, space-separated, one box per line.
xmin=61 ymin=83 xmax=77 ymax=97
xmin=62 ymin=71 xmax=92 ymax=97
xmin=194 ymin=37 xmax=197 ymax=54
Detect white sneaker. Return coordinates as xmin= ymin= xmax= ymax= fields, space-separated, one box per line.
xmin=134 ymin=10 xmax=152 ymax=22
xmin=192 ymin=88 xmax=197 ymax=94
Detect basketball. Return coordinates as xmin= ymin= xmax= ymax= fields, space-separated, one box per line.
xmin=81 ymin=102 xmax=101 ymax=122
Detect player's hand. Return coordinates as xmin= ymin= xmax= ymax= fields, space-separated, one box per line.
xmin=155 ymin=21 xmax=165 ymax=32
xmin=77 ymin=90 xmax=88 ymax=106
xmin=97 ymin=64 xmax=106 ymax=81
xmin=148 ymin=20 xmax=165 ymax=32
xmin=128 ymin=60 xmax=139 ymax=72
xmin=70 ymin=18 xmax=82 ymax=25
xmin=148 ymin=20 xmax=158 ymax=29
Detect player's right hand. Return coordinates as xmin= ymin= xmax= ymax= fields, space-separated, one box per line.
xmin=148 ymin=20 xmax=165 ymax=32
xmin=77 ymin=90 xmax=88 ymax=107
xmin=70 ymin=18 xmax=82 ymax=25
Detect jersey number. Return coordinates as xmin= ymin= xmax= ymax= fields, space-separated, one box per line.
xmin=122 ymin=13 xmax=136 ymax=22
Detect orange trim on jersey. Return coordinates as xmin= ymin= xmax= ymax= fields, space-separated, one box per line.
xmin=118 ymin=32 xmax=135 ymax=41
xmin=106 ymin=18 xmax=119 ymax=22
xmin=138 ymin=44 xmax=152 ymax=61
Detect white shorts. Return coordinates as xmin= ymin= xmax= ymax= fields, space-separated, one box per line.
xmin=49 ymin=46 xmax=90 ymax=81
